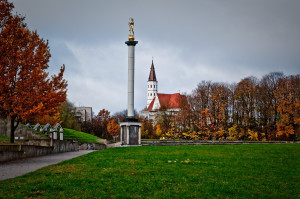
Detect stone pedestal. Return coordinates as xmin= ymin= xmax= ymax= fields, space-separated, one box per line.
xmin=120 ymin=119 xmax=141 ymax=146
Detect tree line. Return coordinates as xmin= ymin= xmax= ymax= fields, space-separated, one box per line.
xmin=141 ymin=72 xmax=299 ymax=141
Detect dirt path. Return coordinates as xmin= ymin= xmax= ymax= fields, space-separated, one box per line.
xmin=0 ymin=150 xmax=94 ymax=181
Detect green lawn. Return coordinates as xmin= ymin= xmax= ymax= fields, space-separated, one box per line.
xmin=0 ymin=144 xmax=299 ymax=198
xmin=63 ymin=128 xmax=102 ymax=143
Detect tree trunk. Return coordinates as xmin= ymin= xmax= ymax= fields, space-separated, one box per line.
xmin=10 ymin=116 xmax=19 ymax=143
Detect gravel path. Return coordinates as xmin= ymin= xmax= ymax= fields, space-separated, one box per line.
xmin=0 ymin=150 xmax=94 ymax=181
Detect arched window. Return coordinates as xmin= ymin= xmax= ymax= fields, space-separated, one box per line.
xmin=150 ymin=85 xmax=152 ymax=88
xmin=150 ymin=93 xmax=152 ymax=96
xmin=154 ymin=85 xmax=155 ymax=88
xmin=154 ymin=93 xmax=155 ymax=96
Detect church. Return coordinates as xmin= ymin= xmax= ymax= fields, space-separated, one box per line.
xmin=139 ymin=60 xmax=188 ymax=120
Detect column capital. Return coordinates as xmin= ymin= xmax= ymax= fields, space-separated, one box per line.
xmin=125 ymin=41 xmax=138 ymax=46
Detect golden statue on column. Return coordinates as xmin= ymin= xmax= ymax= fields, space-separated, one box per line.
xmin=128 ymin=18 xmax=135 ymax=41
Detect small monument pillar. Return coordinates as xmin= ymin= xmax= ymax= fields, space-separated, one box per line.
xmin=120 ymin=18 xmax=141 ymax=146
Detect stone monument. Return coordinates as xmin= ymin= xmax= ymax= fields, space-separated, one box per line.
xmin=120 ymin=18 xmax=141 ymax=146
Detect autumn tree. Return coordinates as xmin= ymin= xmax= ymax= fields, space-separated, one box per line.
xmin=275 ymin=75 xmax=299 ymax=140
xmin=257 ymin=72 xmax=284 ymax=139
xmin=0 ymin=0 xmax=67 ymax=143
xmin=189 ymin=81 xmax=212 ymax=127
xmin=107 ymin=118 xmax=120 ymax=137
xmin=84 ymin=109 xmax=111 ymax=139
xmin=210 ymin=83 xmax=230 ymax=129
xmin=234 ymin=77 xmax=258 ymax=131
xmin=176 ymin=92 xmax=192 ymax=131
xmin=156 ymin=105 xmax=173 ymax=134
xmin=140 ymin=117 xmax=155 ymax=139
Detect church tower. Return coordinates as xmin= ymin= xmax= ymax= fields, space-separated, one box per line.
xmin=147 ymin=60 xmax=158 ymax=108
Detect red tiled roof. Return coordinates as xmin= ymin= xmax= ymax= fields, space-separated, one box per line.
xmin=147 ymin=93 xmax=188 ymax=111
xmin=148 ymin=60 xmax=157 ymax=81
xmin=147 ymin=97 xmax=156 ymax=111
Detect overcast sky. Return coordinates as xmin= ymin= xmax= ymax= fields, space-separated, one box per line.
xmin=11 ymin=0 xmax=300 ymax=115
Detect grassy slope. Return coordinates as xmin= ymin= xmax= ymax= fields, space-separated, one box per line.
xmin=0 ymin=144 xmax=299 ymax=198
xmin=0 ymin=128 xmax=101 ymax=143
xmin=63 ymin=128 xmax=102 ymax=143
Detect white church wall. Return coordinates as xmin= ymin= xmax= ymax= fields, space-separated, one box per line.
xmin=147 ymin=80 xmax=158 ymax=108
xmin=153 ymin=96 xmax=160 ymax=110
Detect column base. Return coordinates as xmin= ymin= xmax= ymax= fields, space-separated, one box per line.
xmin=120 ymin=121 xmax=141 ymax=146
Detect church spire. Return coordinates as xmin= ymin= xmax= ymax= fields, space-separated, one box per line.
xmin=147 ymin=59 xmax=158 ymax=108
xmin=148 ymin=60 xmax=157 ymax=81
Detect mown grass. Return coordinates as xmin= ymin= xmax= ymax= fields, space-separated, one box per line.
xmin=63 ymin=128 xmax=102 ymax=143
xmin=0 ymin=144 xmax=299 ymax=198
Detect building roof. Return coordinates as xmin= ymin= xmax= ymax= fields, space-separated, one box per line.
xmin=147 ymin=93 xmax=189 ymax=111
xmin=148 ymin=60 xmax=157 ymax=81
xmin=147 ymin=97 xmax=156 ymax=111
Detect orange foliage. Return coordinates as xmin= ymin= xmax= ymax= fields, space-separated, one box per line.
xmin=275 ymin=76 xmax=299 ymax=138
xmin=107 ymin=119 xmax=120 ymax=137
xmin=33 ymin=112 xmax=61 ymax=126
xmin=0 ymin=0 xmax=67 ymax=142
xmin=213 ymin=128 xmax=227 ymax=140
xmin=155 ymin=124 xmax=162 ymax=137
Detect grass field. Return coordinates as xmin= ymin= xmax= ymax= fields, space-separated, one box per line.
xmin=0 ymin=144 xmax=299 ymax=198
xmin=63 ymin=128 xmax=102 ymax=143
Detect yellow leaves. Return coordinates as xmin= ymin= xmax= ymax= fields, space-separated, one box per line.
xmin=181 ymin=158 xmax=191 ymax=164
xmin=228 ymin=124 xmax=239 ymax=140
xmin=248 ymin=129 xmax=259 ymax=141
xmin=164 ymin=124 xmax=181 ymax=140
xmin=182 ymin=129 xmax=199 ymax=140
xmin=276 ymin=123 xmax=294 ymax=137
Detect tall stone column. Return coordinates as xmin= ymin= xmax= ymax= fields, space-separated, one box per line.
xmin=120 ymin=18 xmax=141 ymax=146
xmin=125 ymin=41 xmax=138 ymax=118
